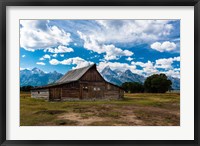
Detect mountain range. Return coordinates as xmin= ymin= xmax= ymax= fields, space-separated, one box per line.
xmin=20 ymin=67 xmax=180 ymax=90
xmin=20 ymin=68 xmax=63 ymax=87
xmin=101 ymin=66 xmax=180 ymax=90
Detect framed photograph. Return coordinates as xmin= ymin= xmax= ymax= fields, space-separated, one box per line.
xmin=0 ymin=0 xmax=199 ymax=145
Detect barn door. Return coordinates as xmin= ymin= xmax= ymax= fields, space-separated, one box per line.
xmin=49 ymin=88 xmax=61 ymax=101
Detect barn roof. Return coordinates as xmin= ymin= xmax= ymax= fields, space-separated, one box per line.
xmin=56 ymin=64 xmax=95 ymax=83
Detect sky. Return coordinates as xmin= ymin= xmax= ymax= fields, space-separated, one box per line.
xmin=20 ymin=20 xmax=180 ymax=78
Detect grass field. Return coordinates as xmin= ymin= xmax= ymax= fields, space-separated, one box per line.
xmin=20 ymin=92 xmax=180 ymax=126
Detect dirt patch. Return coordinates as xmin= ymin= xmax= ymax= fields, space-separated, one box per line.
xmin=58 ymin=106 xmax=145 ymax=126
xmin=58 ymin=112 xmax=106 ymax=126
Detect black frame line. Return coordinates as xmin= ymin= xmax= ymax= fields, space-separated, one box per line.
xmin=0 ymin=0 xmax=199 ymax=146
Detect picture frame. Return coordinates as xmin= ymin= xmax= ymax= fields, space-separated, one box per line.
xmin=0 ymin=0 xmax=199 ymax=145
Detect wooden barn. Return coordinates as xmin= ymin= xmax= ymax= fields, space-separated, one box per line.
xmin=31 ymin=64 xmax=124 ymax=101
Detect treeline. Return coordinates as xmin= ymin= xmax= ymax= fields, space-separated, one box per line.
xmin=121 ymin=74 xmax=172 ymax=93
xmin=20 ymin=85 xmax=34 ymax=92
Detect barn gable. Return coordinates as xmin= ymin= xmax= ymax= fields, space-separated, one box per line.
xmin=56 ymin=64 xmax=97 ymax=83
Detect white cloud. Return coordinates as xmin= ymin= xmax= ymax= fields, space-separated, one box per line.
xmin=173 ymin=56 xmax=180 ymax=61
xmin=22 ymin=55 xmax=26 ymax=58
xmin=39 ymin=58 xmax=45 ymax=61
xmin=49 ymin=57 xmax=93 ymax=69
xmin=77 ymin=31 xmax=133 ymax=61
xmin=126 ymin=57 xmax=133 ymax=61
xmin=36 ymin=62 xmax=45 ymax=65
xmin=131 ymin=60 xmax=158 ymax=76
xmin=161 ymin=69 xmax=180 ymax=78
xmin=95 ymin=20 xmax=174 ymax=44
xmin=20 ymin=20 xmax=72 ymax=51
xmin=49 ymin=59 xmax=60 ymax=65
xmin=39 ymin=54 xmax=51 ymax=60
xmin=130 ymin=56 xmax=180 ymax=77
xmin=45 ymin=45 xmax=74 ymax=53
xmin=150 ymin=41 xmax=176 ymax=52
xmin=43 ymin=54 xmax=51 ymax=59
xmin=52 ymin=54 xmax=58 ymax=58
xmin=155 ymin=56 xmax=180 ymax=69
xmin=20 ymin=67 xmax=30 ymax=70
xmin=60 ymin=54 xmax=64 ymax=57
xmin=174 ymin=68 xmax=180 ymax=71
xmin=77 ymin=31 xmax=103 ymax=54
xmin=103 ymin=45 xmax=133 ymax=60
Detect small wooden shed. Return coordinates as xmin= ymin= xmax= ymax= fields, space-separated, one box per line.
xmin=31 ymin=64 xmax=124 ymax=101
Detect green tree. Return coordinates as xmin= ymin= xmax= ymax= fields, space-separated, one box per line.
xmin=144 ymin=74 xmax=172 ymax=93
xmin=121 ymin=82 xmax=144 ymax=93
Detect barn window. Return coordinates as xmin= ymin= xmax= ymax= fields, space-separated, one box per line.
xmin=38 ymin=91 xmax=40 ymax=94
xmin=83 ymin=86 xmax=88 ymax=90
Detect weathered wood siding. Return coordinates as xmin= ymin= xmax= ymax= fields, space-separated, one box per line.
xmin=31 ymin=89 xmax=49 ymax=99
xmin=61 ymin=82 xmax=80 ymax=100
xmin=80 ymin=82 xmax=105 ymax=99
xmin=104 ymin=83 xmax=124 ymax=99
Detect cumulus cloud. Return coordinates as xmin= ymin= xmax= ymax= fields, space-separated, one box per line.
xmin=49 ymin=59 xmax=60 ymax=65
xmin=20 ymin=20 xmax=72 ymax=51
xmin=22 ymin=55 xmax=26 ymax=58
xmin=60 ymin=54 xmax=64 ymax=57
xmin=155 ymin=56 xmax=180 ymax=69
xmin=45 ymin=45 xmax=74 ymax=53
xmin=130 ymin=56 xmax=180 ymax=77
xmin=126 ymin=57 xmax=133 ymax=61
xmin=49 ymin=57 xmax=93 ymax=69
xmin=95 ymin=20 xmax=174 ymax=44
xmin=132 ymin=60 xmax=158 ymax=76
xmin=52 ymin=54 xmax=58 ymax=58
xmin=161 ymin=69 xmax=180 ymax=78
xmin=39 ymin=58 xmax=45 ymax=61
xmin=20 ymin=67 xmax=30 ymax=70
xmin=174 ymin=68 xmax=180 ymax=71
xmin=77 ymin=31 xmax=133 ymax=61
xmin=39 ymin=54 xmax=51 ymax=60
xmin=36 ymin=62 xmax=45 ymax=65
xmin=103 ymin=45 xmax=133 ymax=60
xmin=150 ymin=41 xmax=176 ymax=52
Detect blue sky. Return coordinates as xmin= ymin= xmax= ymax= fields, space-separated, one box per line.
xmin=20 ymin=20 xmax=180 ymax=78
